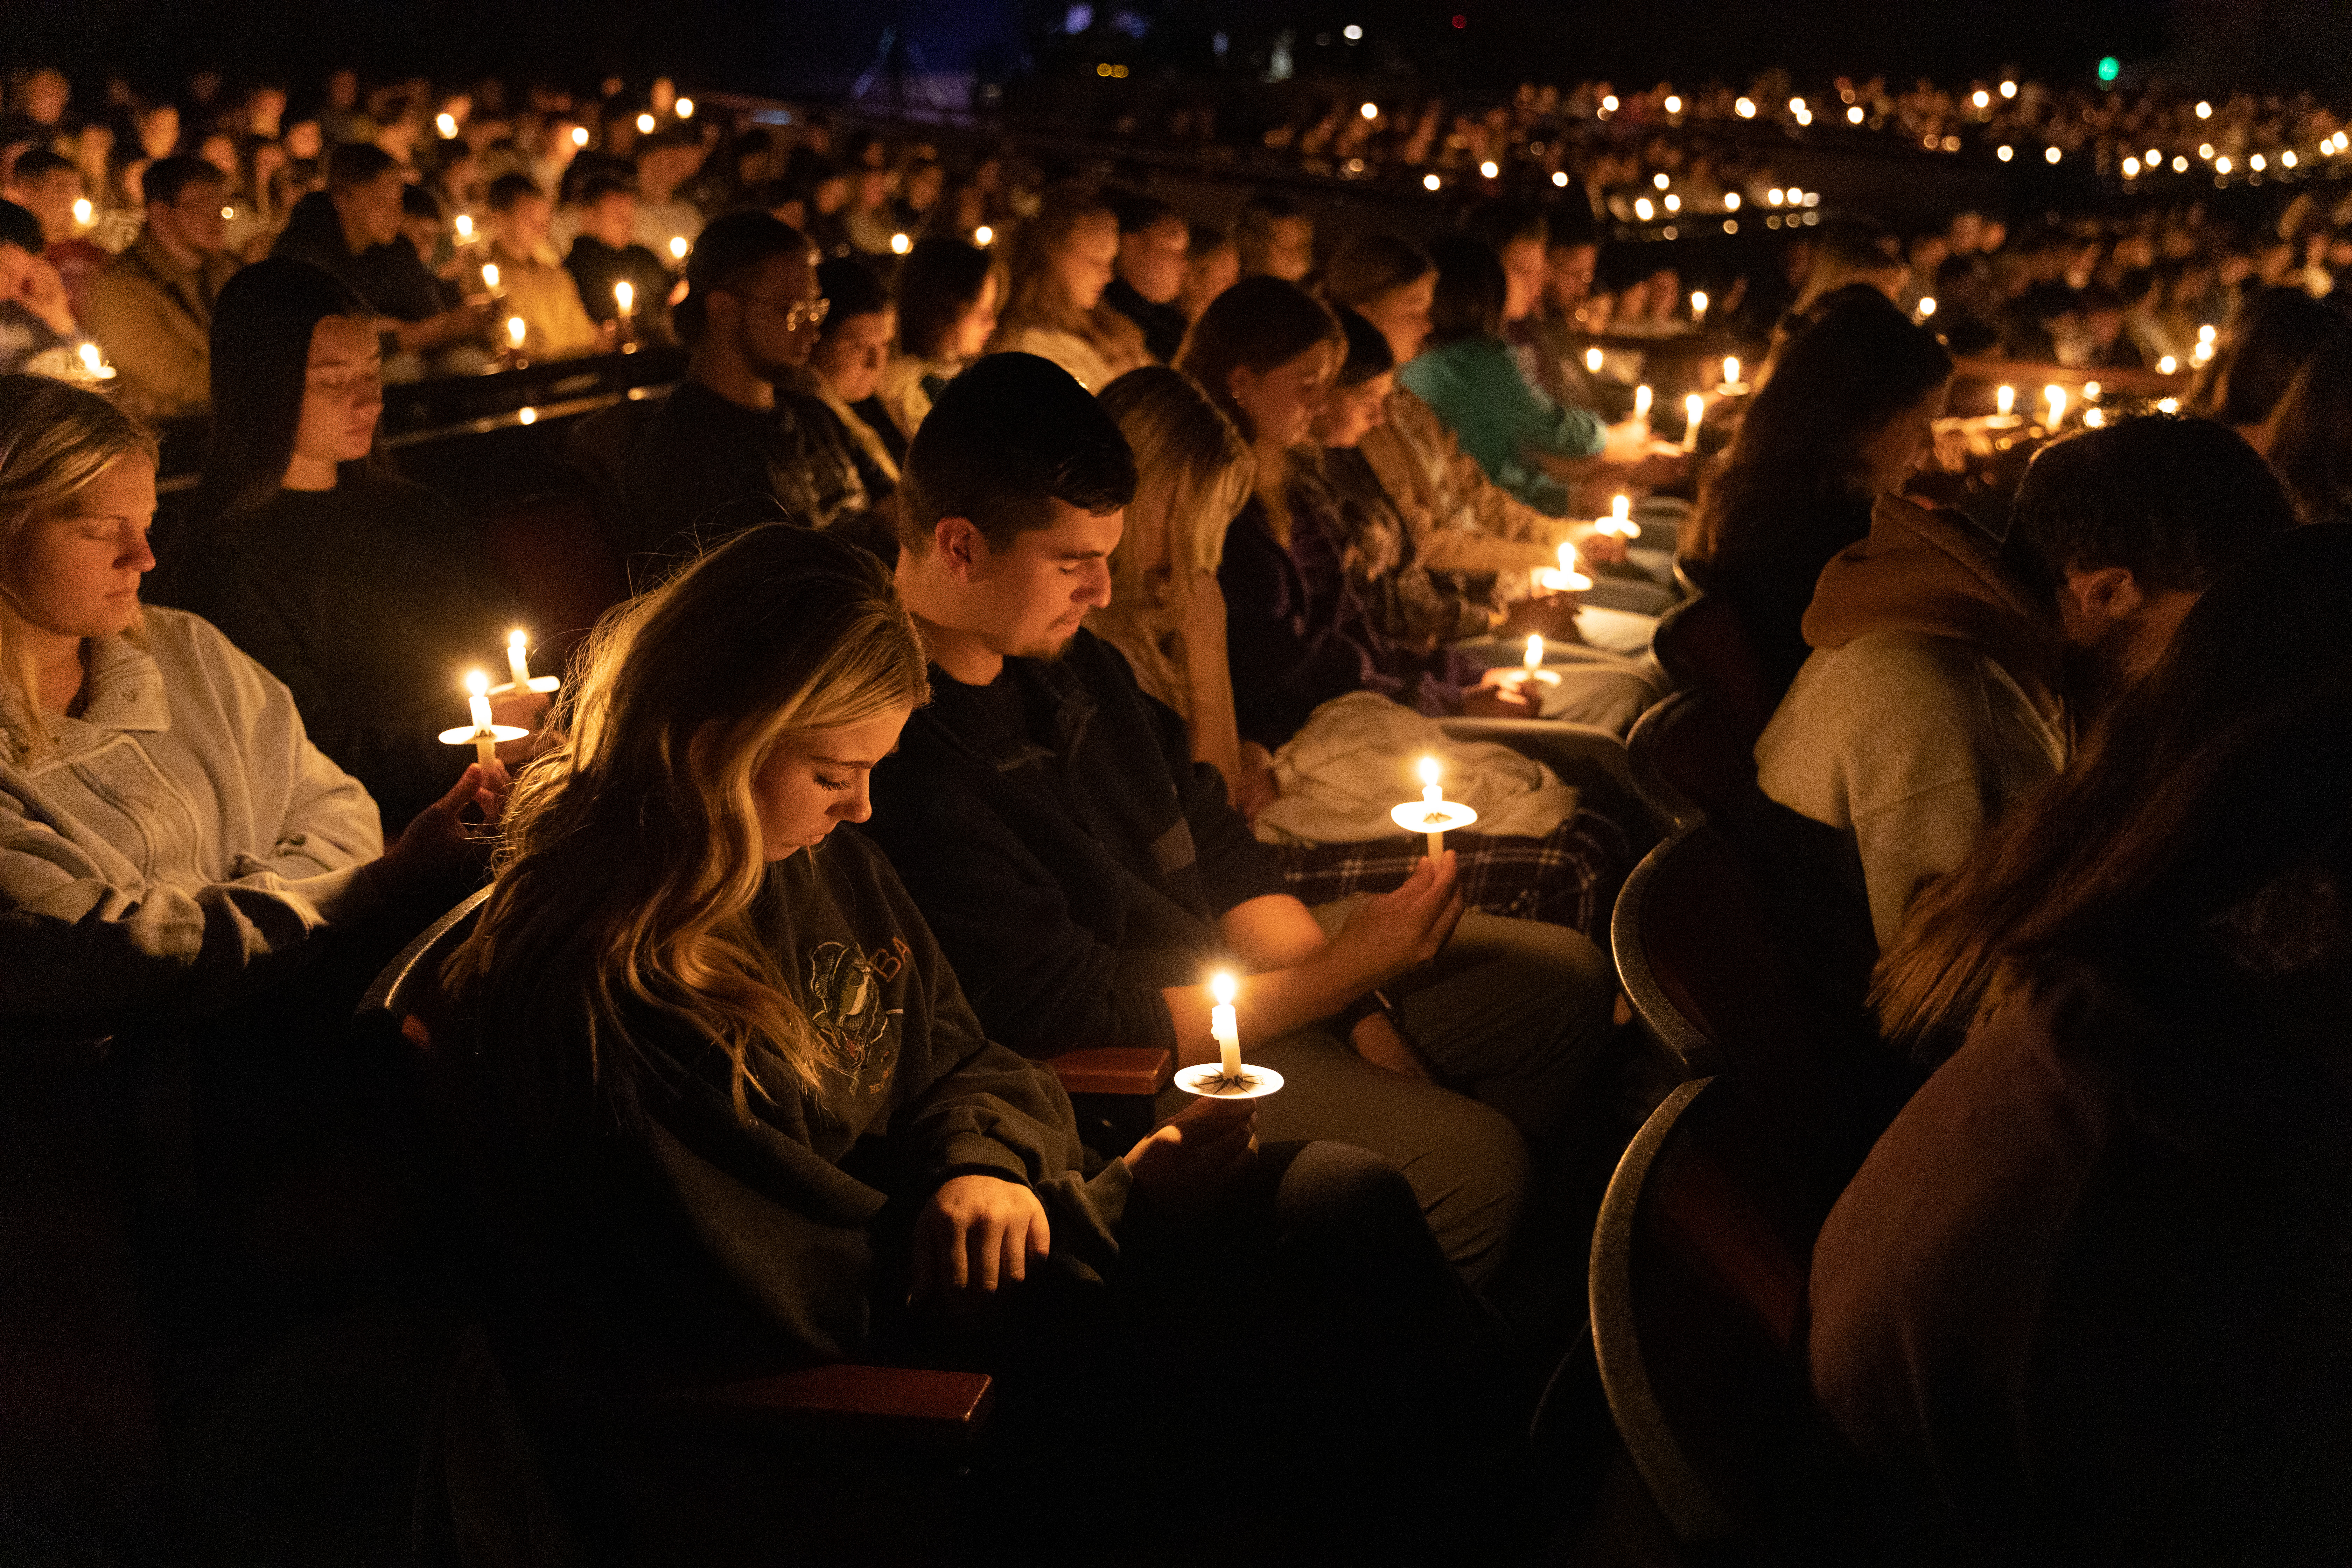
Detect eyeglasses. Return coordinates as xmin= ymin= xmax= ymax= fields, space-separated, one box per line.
xmin=734 ymin=292 xmax=830 ymax=330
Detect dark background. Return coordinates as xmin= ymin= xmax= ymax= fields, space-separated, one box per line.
xmin=7 ymin=0 xmax=2350 ymax=105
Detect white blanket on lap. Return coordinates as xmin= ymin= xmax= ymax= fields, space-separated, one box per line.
xmin=1251 ymin=692 xmax=1579 ymax=846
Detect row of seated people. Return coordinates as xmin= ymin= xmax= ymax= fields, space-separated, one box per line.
xmin=1595 ymin=271 xmax=2350 ymax=1556
xmin=0 ymin=337 xmax=1637 ymax=1560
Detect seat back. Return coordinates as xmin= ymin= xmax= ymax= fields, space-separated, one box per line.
xmin=1650 ymin=593 xmax=1779 ymax=752
xmin=1626 ymin=690 xmax=1764 ymax=832
xmin=484 ymin=489 xmax=630 ymax=673
xmin=1590 ymin=1077 xmax=1881 ymax=1558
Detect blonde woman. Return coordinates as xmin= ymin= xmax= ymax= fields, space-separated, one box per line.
xmin=986 ymin=182 xmax=1148 ymax=392
xmin=0 ymin=374 xmax=497 ymax=1037
xmin=443 ymin=522 xmax=1505 ymax=1558
xmin=1091 ymin=365 xmax=1255 ymax=797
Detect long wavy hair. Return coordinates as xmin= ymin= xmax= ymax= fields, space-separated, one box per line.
xmin=1874 ymin=522 xmax=2352 ymax=1063
xmin=447 ymin=525 xmax=930 ymax=1126
xmin=992 ymin=181 xmax=1144 ymax=362
xmin=0 ymin=374 xmax=159 ymax=760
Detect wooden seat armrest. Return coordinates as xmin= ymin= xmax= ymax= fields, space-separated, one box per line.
xmin=651 ymin=1365 xmax=994 ymax=1449
xmin=1045 ymin=1046 xmax=1176 ymax=1097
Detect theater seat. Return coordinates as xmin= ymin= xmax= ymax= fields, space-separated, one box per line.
xmin=1586 ymin=1076 xmax=1890 ymax=1561
xmin=1649 ymin=593 xmax=1779 ymax=754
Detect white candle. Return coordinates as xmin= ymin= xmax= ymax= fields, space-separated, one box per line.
xmin=506 ymin=630 xmax=532 ymax=691
xmin=1210 ymin=971 xmax=1241 ymax=1079
xmin=1684 ymin=392 xmax=1704 ymax=453
xmin=454 ymin=214 xmax=474 ymax=241
xmin=668 ymin=235 xmax=689 ymax=262
xmin=1419 ymin=756 xmax=1445 ymax=859
xmin=1633 ymin=384 xmax=1652 ymax=420
xmin=1996 ymin=384 xmax=2016 ymax=417
xmin=1554 ymin=541 xmax=1591 ymax=590
xmin=72 ymin=196 xmax=92 ymax=229
xmin=465 ymin=670 xmax=496 ymax=768
xmin=1605 ymin=493 xmax=1639 ymax=539
xmin=1524 ymin=633 xmax=1545 ymax=671
xmin=614 ymin=280 xmax=634 ymax=320
xmin=1690 ymin=289 xmax=1708 ymax=326
xmin=1722 ymin=355 xmax=1740 ymax=388
xmin=2044 ymin=384 xmax=2067 ymax=428
xmin=481 ymin=261 xmax=499 ymax=293
xmin=1584 ymin=346 xmax=1603 ymax=374
xmin=506 ymin=316 xmax=526 ymax=351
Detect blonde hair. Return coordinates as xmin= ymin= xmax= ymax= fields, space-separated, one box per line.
xmin=448 ymin=525 xmax=929 ymax=1124
xmin=0 ymin=375 xmax=159 ymax=761
xmin=994 ymin=182 xmax=1146 ymax=363
xmin=1098 ymin=365 xmax=1254 ymax=598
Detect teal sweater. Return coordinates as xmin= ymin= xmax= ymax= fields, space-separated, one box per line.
xmin=1396 ymin=336 xmax=1603 ymax=515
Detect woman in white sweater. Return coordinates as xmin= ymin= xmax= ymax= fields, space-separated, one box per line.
xmin=0 ymin=372 xmax=497 ymax=1039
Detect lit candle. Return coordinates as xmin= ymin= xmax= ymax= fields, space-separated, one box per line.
xmin=454 ymin=214 xmax=474 ymax=241
xmin=1633 ymin=384 xmax=1652 ymax=420
xmin=506 ymin=630 xmax=533 ymax=692
xmin=465 ymin=670 xmax=496 ymax=768
xmin=890 ymin=231 xmax=911 ymax=255
xmin=1690 ymin=289 xmax=1708 ymax=326
xmin=1418 ymin=757 xmax=1445 ymax=859
xmin=1550 ymin=541 xmax=1592 ymax=592
xmin=72 ymin=196 xmax=92 ymax=229
xmin=481 ymin=261 xmax=499 ymax=293
xmin=1524 ymin=633 xmax=1545 ymax=672
xmin=507 ymin=316 xmax=526 ymax=351
xmin=1722 ymin=355 xmax=1741 ymax=389
xmin=1604 ymin=493 xmax=1640 ymax=539
xmin=974 ymin=224 xmax=994 ymax=246
xmin=668 ymin=235 xmax=689 ymax=262
xmin=1584 ymin=346 xmax=1603 ymax=374
xmin=569 ymin=125 xmax=589 ymax=148
xmin=1996 ymin=384 xmax=2016 ymax=417
xmin=2044 ymin=384 xmax=2067 ymax=428
xmin=614 ymin=279 xmax=634 ymax=320
xmin=1684 ymin=392 xmax=1704 ymax=453
xmin=1210 ymin=972 xmax=1241 ymax=1080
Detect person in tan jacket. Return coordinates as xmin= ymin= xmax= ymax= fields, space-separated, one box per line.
xmin=82 ymin=155 xmax=241 ymax=416
xmin=480 ymin=171 xmax=604 ymax=362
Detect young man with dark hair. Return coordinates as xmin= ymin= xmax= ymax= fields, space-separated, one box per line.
xmin=82 ymin=153 xmax=238 ymax=415
xmin=1103 ymin=187 xmax=1189 ymax=362
xmin=865 ymin=352 xmax=1622 ymax=1290
xmin=483 ymin=170 xmax=601 ymax=360
xmin=601 ymin=210 xmax=886 ymax=576
xmin=1757 ymin=414 xmax=2297 ymax=949
xmin=562 ymin=172 xmax=672 ymax=342
xmin=272 ymin=141 xmax=484 ymax=357
xmin=4 ymin=148 xmax=107 ymax=315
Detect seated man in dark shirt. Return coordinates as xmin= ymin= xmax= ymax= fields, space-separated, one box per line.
xmin=271 ymin=142 xmax=484 ymax=366
xmin=1104 ymin=189 xmax=1190 ymax=363
xmin=562 ymin=170 xmax=675 ymax=345
xmin=863 ymin=352 xmax=1620 ymax=1290
xmin=601 ymin=210 xmax=887 ymax=581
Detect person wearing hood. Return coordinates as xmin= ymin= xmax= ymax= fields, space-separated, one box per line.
xmin=1756 ymin=416 xmax=2294 ymax=952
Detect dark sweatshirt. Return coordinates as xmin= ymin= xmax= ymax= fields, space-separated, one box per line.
xmin=860 ymin=630 xmax=1288 ymax=1059
xmin=470 ymin=827 xmax=1129 ymax=1373
xmin=148 ymin=476 xmax=521 ymax=837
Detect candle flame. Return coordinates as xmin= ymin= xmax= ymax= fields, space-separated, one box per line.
xmin=636 ymin=112 xmax=656 ymax=134
xmin=669 ymin=235 xmax=689 ymax=260
xmin=77 ymin=341 xmax=102 ymax=373
xmin=1722 ymin=356 xmax=1740 ymax=386
xmin=1418 ymin=756 xmax=1440 ymax=788
xmin=1211 ymin=971 xmax=1235 ymax=1005
xmin=674 ymin=97 xmax=695 ymax=118
xmin=465 ymin=669 xmax=489 ymax=696
xmin=1526 ymin=633 xmax=1545 ymax=665
xmin=482 ymin=261 xmax=498 ymax=288
xmin=507 ymin=316 xmax=526 ymax=347
xmin=974 ymin=224 xmax=994 ymax=246
xmin=1691 ymin=289 xmax=1708 ymax=315
xmin=455 ymin=214 xmax=474 ymax=239
xmin=891 ymin=231 xmax=911 ymax=255
xmin=1996 ymin=384 xmax=2016 ymax=415
xmin=614 ymin=280 xmax=633 ymax=312
xmin=72 ymin=196 xmax=92 ymax=226
xmin=1633 ymin=384 xmax=1652 ymax=418
xmin=509 ymin=630 xmax=527 ymax=652
xmin=569 ymin=125 xmax=589 ymax=147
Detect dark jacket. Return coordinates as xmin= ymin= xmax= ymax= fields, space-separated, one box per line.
xmin=861 ymin=630 xmax=1288 ymax=1058
xmin=563 ymin=234 xmax=676 ymax=341
xmin=1104 ymin=278 xmax=1186 ymax=364
xmin=271 ymin=191 xmax=448 ymax=322
xmin=470 ymin=828 xmax=1129 ymax=1373
xmin=147 ymin=476 xmax=520 ymax=836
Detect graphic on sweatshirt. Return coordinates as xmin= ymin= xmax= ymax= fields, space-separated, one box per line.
xmin=807 ymin=936 xmax=910 ymax=1094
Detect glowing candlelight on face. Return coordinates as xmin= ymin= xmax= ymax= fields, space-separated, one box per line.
xmin=1996 ymin=383 xmax=2016 ymax=417
xmin=614 ymin=279 xmax=634 ymax=318
xmin=507 ymin=316 xmax=526 ymax=350
xmin=2043 ymin=384 xmax=2067 ymax=427
xmin=1210 ymin=971 xmax=1240 ymax=1079
xmin=1584 ymin=346 xmax=1603 ymax=374
xmin=1633 ymin=384 xmax=1652 ymax=420
xmin=668 ymin=235 xmax=689 ymax=261
xmin=1684 ymin=392 xmax=1704 ymax=453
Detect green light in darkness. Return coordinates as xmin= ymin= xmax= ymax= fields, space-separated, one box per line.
xmin=2097 ymin=56 xmax=2120 ymax=84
